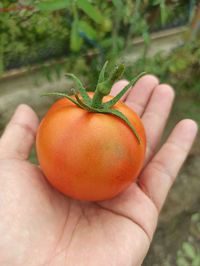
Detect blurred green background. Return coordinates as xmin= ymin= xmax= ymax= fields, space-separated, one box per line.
xmin=0 ymin=0 xmax=200 ymax=265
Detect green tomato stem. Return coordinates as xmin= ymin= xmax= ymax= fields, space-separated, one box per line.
xmin=44 ymin=62 xmax=146 ymax=144
xmin=91 ymin=63 xmax=125 ymax=108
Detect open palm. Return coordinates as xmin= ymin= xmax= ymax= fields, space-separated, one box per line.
xmin=0 ymin=75 xmax=197 ymax=266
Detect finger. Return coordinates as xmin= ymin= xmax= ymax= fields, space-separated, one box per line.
xmin=110 ymin=79 xmax=129 ymax=101
xmin=0 ymin=104 xmax=39 ymax=160
xmin=125 ymin=75 xmax=159 ymax=116
xmin=142 ymin=84 xmax=175 ymax=163
xmin=139 ymin=119 xmax=198 ymax=212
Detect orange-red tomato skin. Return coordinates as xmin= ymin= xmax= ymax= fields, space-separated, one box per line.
xmin=36 ymin=94 xmax=146 ymax=201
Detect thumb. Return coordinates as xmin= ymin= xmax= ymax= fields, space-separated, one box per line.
xmin=0 ymin=104 xmax=39 ymax=160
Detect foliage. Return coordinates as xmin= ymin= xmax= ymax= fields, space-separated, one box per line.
xmin=124 ymin=39 xmax=200 ymax=95
xmin=0 ymin=0 xmax=69 ymax=72
xmin=0 ymin=0 xmax=190 ymax=75
xmin=176 ymin=213 xmax=200 ymax=266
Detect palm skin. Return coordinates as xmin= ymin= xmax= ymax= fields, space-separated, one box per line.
xmin=0 ymin=75 xmax=197 ymax=266
xmin=0 ymin=159 xmax=150 ymax=266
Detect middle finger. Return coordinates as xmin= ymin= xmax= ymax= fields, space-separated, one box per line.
xmin=142 ymin=84 xmax=175 ymax=164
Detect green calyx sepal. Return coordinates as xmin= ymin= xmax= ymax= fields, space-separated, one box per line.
xmin=44 ymin=62 xmax=146 ymax=144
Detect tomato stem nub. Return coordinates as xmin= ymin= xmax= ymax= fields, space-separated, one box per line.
xmin=91 ymin=63 xmax=125 ymax=108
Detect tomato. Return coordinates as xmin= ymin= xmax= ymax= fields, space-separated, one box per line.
xmin=36 ymin=92 xmax=146 ymax=201
xmin=101 ymin=19 xmax=112 ymax=32
xmin=36 ymin=63 xmax=146 ymax=201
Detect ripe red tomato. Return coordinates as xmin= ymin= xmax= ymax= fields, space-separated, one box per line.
xmin=36 ymin=92 xmax=146 ymax=201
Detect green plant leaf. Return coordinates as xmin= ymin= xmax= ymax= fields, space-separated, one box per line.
xmin=70 ymin=14 xmax=83 ymax=52
xmin=143 ymin=31 xmax=150 ymax=45
xmin=104 ymin=72 xmax=146 ymax=108
xmin=176 ymin=256 xmax=189 ymax=266
xmin=42 ymin=92 xmax=83 ymax=108
xmin=77 ymin=0 xmax=104 ymax=24
xmin=78 ymin=20 xmax=97 ymax=39
xmin=149 ymin=0 xmax=161 ymax=5
xmin=36 ymin=0 xmax=70 ymax=12
xmin=160 ymin=0 xmax=167 ymax=25
xmin=97 ymin=61 xmax=108 ymax=84
xmin=192 ymin=255 xmax=200 ymax=266
xmin=103 ymin=108 xmax=141 ymax=143
xmin=0 ymin=41 xmax=4 ymax=76
xmin=182 ymin=242 xmax=196 ymax=260
xmin=100 ymin=37 xmax=113 ymax=48
xmin=65 ymin=73 xmax=91 ymax=104
xmin=112 ymin=0 xmax=123 ymax=10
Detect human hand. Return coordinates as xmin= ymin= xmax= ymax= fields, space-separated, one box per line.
xmin=0 ymin=75 xmax=197 ymax=266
